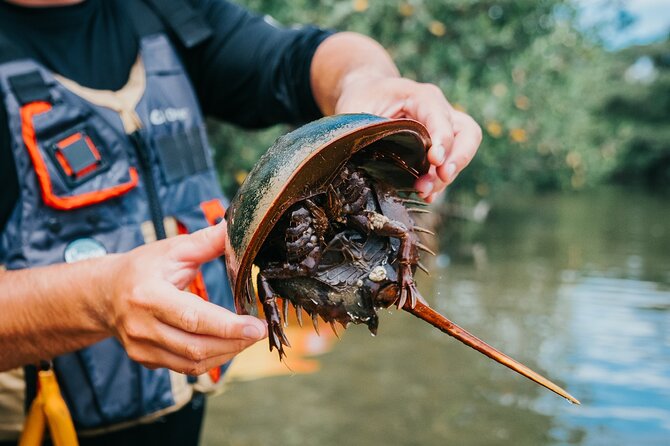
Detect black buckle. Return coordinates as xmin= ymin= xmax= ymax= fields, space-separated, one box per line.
xmin=8 ymin=71 xmax=51 ymax=105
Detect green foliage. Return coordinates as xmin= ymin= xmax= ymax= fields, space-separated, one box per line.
xmin=209 ymin=0 xmax=668 ymax=200
xmin=602 ymin=39 xmax=670 ymax=189
xmin=209 ymin=121 xmax=288 ymax=199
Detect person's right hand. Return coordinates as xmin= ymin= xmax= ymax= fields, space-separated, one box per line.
xmin=99 ymin=221 xmax=267 ymax=375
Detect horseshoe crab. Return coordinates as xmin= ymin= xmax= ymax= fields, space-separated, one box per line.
xmin=223 ymin=114 xmax=579 ymax=404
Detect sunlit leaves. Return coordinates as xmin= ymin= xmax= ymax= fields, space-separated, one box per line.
xmin=486 ymin=121 xmax=503 ymax=138
xmin=209 ymin=0 xmax=646 ymax=198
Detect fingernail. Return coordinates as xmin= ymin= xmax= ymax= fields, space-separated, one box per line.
xmin=243 ymin=324 xmax=263 ymax=340
xmin=446 ymin=163 xmax=457 ymax=180
xmin=416 ymin=180 xmax=433 ymax=197
xmin=431 ymin=143 xmax=447 ymax=165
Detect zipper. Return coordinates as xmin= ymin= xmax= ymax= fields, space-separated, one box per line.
xmin=129 ymin=131 xmax=166 ymax=240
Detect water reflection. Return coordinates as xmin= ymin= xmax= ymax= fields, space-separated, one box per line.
xmin=556 ymin=276 xmax=670 ymax=445
xmin=204 ymin=188 xmax=670 ymax=446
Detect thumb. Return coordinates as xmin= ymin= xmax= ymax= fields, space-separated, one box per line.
xmin=171 ymin=220 xmax=228 ymax=264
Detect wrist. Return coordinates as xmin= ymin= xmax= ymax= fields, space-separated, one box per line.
xmin=82 ymin=253 xmax=124 ymax=336
xmin=334 ymin=76 xmax=418 ymax=117
xmin=338 ymin=68 xmax=399 ymax=97
xmin=311 ymin=32 xmax=400 ymax=115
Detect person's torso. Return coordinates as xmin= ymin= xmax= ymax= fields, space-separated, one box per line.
xmin=0 ymin=0 xmax=234 ymax=436
xmin=0 ymin=0 xmax=139 ymax=231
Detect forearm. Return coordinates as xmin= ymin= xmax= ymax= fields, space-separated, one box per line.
xmin=0 ymin=225 xmax=267 ymax=375
xmin=311 ymin=32 xmax=400 ymax=116
xmin=0 ymin=257 xmax=111 ymax=371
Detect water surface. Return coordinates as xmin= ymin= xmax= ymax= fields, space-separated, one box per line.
xmin=203 ymin=187 xmax=670 ymax=446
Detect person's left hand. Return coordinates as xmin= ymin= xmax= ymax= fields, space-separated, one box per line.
xmin=334 ymin=77 xmax=482 ymax=203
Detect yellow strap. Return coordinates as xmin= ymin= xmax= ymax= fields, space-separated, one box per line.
xmin=19 ymin=370 xmax=79 ymax=446
xmin=18 ymin=394 xmax=45 ymax=446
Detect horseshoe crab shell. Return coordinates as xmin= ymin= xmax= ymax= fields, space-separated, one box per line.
xmin=223 ymin=113 xmax=431 ymax=315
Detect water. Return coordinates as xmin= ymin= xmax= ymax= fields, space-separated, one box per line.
xmin=203 ymin=187 xmax=670 ymax=446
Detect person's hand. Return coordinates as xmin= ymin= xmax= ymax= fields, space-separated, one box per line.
xmin=98 ymin=221 xmax=266 ymax=375
xmin=334 ymin=76 xmax=482 ymax=203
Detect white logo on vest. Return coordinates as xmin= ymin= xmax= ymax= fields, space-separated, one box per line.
xmin=149 ymin=107 xmax=190 ymax=126
xmin=63 ymin=238 xmax=108 ymax=263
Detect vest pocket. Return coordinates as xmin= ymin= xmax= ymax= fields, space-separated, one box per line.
xmin=20 ymin=101 xmax=139 ymax=210
xmin=153 ymin=126 xmax=212 ymax=184
xmin=54 ymin=339 xmax=175 ymax=429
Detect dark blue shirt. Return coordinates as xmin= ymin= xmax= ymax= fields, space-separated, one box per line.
xmin=0 ymin=0 xmax=332 ymax=230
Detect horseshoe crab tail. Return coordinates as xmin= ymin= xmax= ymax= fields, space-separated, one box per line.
xmin=403 ymin=301 xmax=580 ymax=405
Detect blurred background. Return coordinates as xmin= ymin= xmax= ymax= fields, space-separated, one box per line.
xmin=205 ymin=1 xmax=670 ymax=445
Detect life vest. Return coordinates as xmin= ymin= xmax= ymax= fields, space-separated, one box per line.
xmin=0 ymin=0 xmax=235 ymax=437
